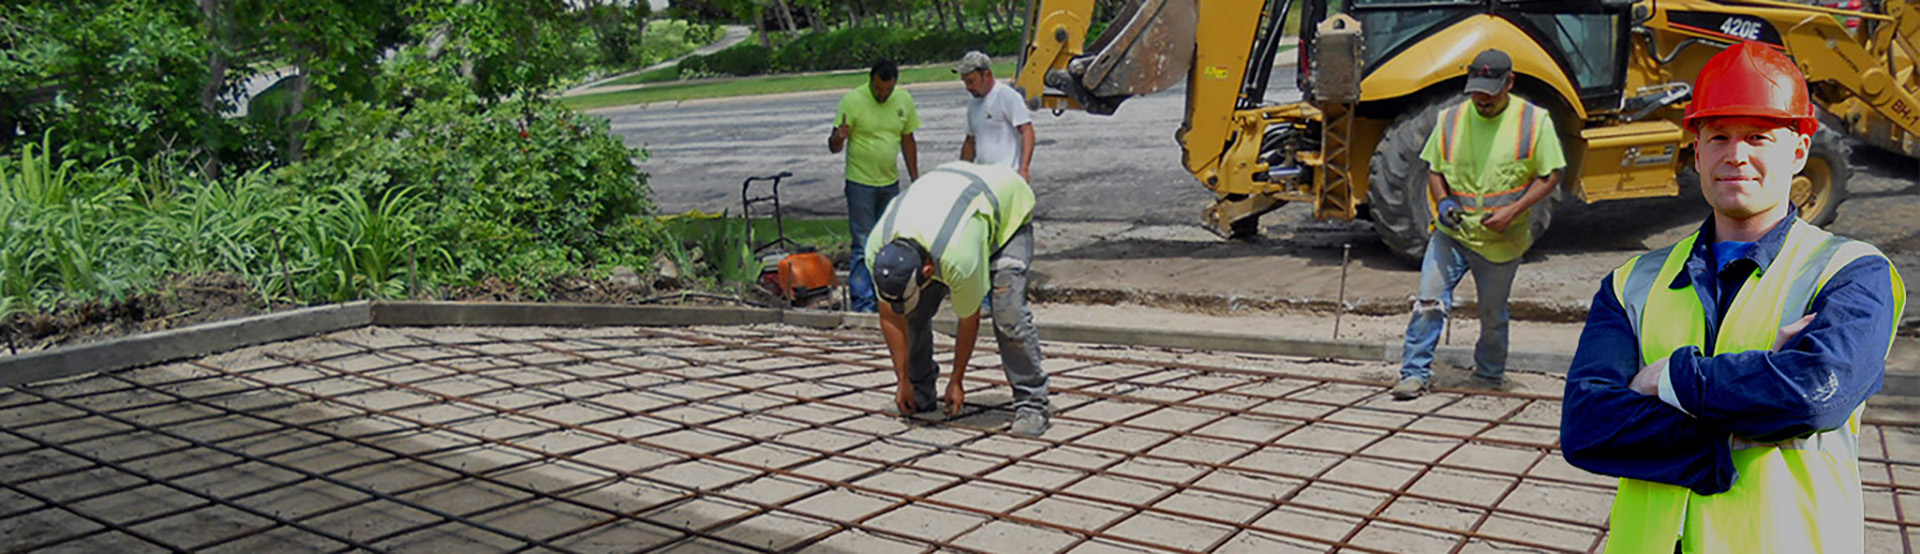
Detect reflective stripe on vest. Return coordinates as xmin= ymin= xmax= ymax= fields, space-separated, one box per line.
xmin=876 ymin=167 xmax=1000 ymax=279
xmin=1602 ymin=218 xmax=1908 ymax=553
xmin=1439 ymin=102 xmax=1544 ymax=211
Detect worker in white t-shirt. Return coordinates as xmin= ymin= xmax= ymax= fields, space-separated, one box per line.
xmin=953 ymin=51 xmax=1035 ymax=181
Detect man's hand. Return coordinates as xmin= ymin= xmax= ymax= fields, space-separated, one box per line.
xmin=1629 ymin=356 xmax=1668 ymax=396
xmin=1436 ymin=197 xmax=1465 ymax=230
xmin=836 ymin=123 xmax=852 ymax=140
xmin=1777 ymin=313 xmax=1816 ymax=350
xmin=895 ymin=380 xmax=918 ymax=415
xmin=943 ymin=379 xmax=966 ymax=417
xmin=1482 ymin=204 xmax=1520 ymax=232
xmin=1018 ymin=166 xmax=1030 ymax=182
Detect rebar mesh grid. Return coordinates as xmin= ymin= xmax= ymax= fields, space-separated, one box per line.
xmin=2 ymin=324 xmax=1915 ymax=553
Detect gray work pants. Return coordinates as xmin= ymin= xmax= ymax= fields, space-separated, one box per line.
xmin=902 ymin=224 xmax=1049 ymax=414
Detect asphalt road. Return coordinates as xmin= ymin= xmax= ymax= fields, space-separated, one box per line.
xmin=594 ymin=70 xmax=1920 ymax=296
xmin=596 ymin=73 xmax=1286 ymax=225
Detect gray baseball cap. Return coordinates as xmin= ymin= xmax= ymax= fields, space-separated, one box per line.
xmin=953 ymin=51 xmax=992 ymax=75
xmin=1463 ymin=49 xmax=1512 ymax=95
xmin=873 ymin=239 xmax=928 ymax=314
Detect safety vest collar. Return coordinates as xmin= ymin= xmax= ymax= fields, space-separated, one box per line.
xmin=1668 ymin=206 xmax=1802 ymax=291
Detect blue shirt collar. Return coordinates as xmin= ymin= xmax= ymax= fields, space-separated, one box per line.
xmin=1668 ymin=205 xmax=1798 ymax=289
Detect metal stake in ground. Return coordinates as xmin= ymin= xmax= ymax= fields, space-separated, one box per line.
xmin=1335 ymin=243 xmax=1350 ymax=339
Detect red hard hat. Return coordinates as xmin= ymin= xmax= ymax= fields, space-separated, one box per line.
xmin=1682 ymin=41 xmax=1818 ymax=135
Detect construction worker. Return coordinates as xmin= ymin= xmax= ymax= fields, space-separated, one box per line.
xmin=955 ymin=51 xmax=1035 ymax=181
xmin=830 ymin=58 xmax=921 ymax=313
xmin=867 ymin=161 xmax=1049 ymax=436
xmin=1560 ymin=41 xmax=1904 ymax=552
xmin=1390 ymin=48 xmax=1565 ymax=400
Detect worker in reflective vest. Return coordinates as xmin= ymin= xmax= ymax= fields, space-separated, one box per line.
xmin=1391 ymin=48 xmax=1567 ymax=400
xmin=867 ymin=161 xmax=1051 ymax=437
xmin=1560 ymin=41 xmax=1905 ymax=552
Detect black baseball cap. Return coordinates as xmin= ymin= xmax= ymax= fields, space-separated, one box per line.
xmin=1464 ymin=49 xmax=1512 ymax=95
xmin=873 ymin=239 xmax=928 ymax=314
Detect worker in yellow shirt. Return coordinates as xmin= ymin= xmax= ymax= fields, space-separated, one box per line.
xmin=830 ymin=58 xmax=920 ymax=313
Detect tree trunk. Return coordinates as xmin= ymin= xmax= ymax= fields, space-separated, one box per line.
xmin=806 ymin=3 xmax=822 ymax=33
xmin=934 ymin=0 xmax=949 ymax=30
xmin=772 ymin=0 xmax=797 ymax=33
xmin=754 ymin=7 xmax=771 ymax=48
xmin=197 ymin=0 xmax=231 ymax=177
xmin=285 ymin=57 xmax=310 ymax=163
xmin=952 ymin=0 xmax=969 ymax=33
xmin=845 ymin=1 xmax=861 ymax=27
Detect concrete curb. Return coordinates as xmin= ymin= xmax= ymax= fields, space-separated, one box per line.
xmin=5 ymin=301 xmax=1913 ymax=397
xmin=0 ymin=302 xmax=372 ymax=387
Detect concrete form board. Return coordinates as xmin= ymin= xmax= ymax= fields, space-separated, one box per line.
xmin=0 ymin=302 xmax=371 ymax=388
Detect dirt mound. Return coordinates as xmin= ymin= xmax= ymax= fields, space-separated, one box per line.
xmin=1 ymin=273 xmax=272 ymax=353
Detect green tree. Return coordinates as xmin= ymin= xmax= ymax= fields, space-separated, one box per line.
xmin=2 ymin=0 xmax=217 ymax=165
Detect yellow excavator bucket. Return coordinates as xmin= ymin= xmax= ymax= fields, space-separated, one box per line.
xmin=1045 ymin=0 xmax=1196 ymax=114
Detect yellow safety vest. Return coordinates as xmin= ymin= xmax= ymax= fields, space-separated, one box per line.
xmin=1603 ymin=218 xmax=1906 ymax=553
xmin=864 ymin=162 xmax=1037 ymax=317
xmin=1431 ymin=100 xmax=1551 ymax=262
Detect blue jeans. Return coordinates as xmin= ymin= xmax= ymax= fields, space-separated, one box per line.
xmin=846 ymin=181 xmax=900 ymax=313
xmin=1400 ymin=232 xmax=1520 ymax=383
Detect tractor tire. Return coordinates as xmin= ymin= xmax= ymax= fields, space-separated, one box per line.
xmin=1367 ymin=96 xmax=1558 ymax=263
xmin=1793 ymin=127 xmax=1852 ymax=226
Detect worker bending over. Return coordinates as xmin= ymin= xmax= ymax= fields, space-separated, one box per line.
xmin=868 ymin=161 xmax=1050 ymax=436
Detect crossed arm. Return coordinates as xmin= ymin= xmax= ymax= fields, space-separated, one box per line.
xmin=1558 ymin=258 xmax=1898 ymax=494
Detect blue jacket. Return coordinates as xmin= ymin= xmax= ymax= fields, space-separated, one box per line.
xmin=1559 ymin=212 xmax=1900 ymax=495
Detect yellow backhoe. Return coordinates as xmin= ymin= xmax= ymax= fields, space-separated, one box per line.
xmin=1018 ymin=0 xmax=1920 ymax=260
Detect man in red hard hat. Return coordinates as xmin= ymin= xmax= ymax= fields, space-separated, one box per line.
xmin=1560 ymin=41 xmax=1904 ymax=552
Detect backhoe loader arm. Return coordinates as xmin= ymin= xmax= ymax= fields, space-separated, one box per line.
xmin=1015 ymin=0 xmax=1096 ymax=112
xmin=1014 ymin=0 xmax=1198 ymax=115
xmin=1776 ymin=2 xmax=1920 ymax=138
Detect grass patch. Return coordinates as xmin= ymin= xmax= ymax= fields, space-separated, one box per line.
xmin=565 ymin=62 xmax=1016 ymax=110
xmin=600 ymin=64 xmax=682 ymax=87
xmin=660 ymin=214 xmax=849 ymax=252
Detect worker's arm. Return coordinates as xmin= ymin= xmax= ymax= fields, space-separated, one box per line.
xmin=829 ymin=99 xmax=851 ymax=153
xmin=946 ymin=313 xmax=979 ymax=416
xmin=1002 ymin=86 xmax=1035 ymax=180
xmin=1560 ymin=276 xmax=1739 ymax=494
xmin=1427 ymin=171 xmax=1448 ymax=205
xmin=902 ymin=132 xmax=920 ymax=182
xmin=1482 ymin=169 xmax=1558 ymax=232
xmin=1660 ymin=257 xmax=1900 ymax=442
xmin=1016 ymin=123 xmax=1035 ymax=181
xmin=828 ymin=123 xmax=850 ymax=153
xmin=961 ymin=135 xmax=976 ymax=163
xmin=878 ymin=300 xmax=919 ymax=415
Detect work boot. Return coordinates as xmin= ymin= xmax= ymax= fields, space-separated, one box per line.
xmin=1469 ymin=373 xmax=1507 ymax=390
xmin=1010 ymin=410 xmax=1051 ymax=437
xmin=1390 ymin=376 xmax=1428 ymax=400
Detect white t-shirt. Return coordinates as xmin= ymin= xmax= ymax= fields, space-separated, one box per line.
xmin=966 ymin=81 xmax=1033 ymax=171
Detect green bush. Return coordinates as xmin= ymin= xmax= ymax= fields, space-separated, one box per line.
xmin=772 ymin=26 xmax=905 ymax=73
xmin=681 ymin=43 xmax=774 ymax=77
xmin=0 ymin=133 xmax=446 ymax=309
xmin=683 ymin=22 xmax=722 ymax=46
xmin=286 ymin=94 xmax=653 ymax=287
xmin=680 ymin=26 xmax=1019 ymax=78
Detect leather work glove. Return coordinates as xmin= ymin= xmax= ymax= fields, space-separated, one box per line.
xmin=1436 ymin=197 xmax=1466 ymax=230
